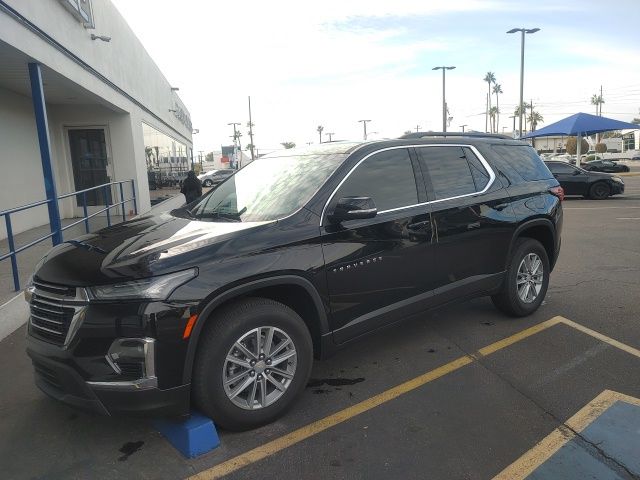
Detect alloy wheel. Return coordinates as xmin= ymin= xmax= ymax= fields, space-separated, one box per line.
xmin=516 ymin=253 xmax=544 ymax=303
xmin=223 ymin=326 xmax=297 ymax=410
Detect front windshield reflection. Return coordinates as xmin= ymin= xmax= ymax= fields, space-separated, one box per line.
xmin=189 ymin=154 xmax=346 ymax=222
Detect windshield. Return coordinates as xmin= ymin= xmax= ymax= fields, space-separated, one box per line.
xmin=188 ymin=154 xmax=346 ymax=222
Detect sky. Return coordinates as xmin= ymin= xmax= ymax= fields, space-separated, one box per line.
xmin=111 ymin=0 xmax=640 ymax=154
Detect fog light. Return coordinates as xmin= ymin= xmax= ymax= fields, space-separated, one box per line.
xmin=106 ymin=338 xmax=156 ymax=381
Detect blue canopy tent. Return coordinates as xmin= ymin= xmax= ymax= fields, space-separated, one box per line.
xmin=522 ymin=112 xmax=639 ymax=167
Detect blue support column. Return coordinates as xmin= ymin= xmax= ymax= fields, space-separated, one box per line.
xmin=28 ymin=63 xmax=62 ymax=246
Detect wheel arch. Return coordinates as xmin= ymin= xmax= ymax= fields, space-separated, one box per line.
xmin=509 ymin=218 xmax=557 ymax=271
xmin=182 ymin=275 xmax=329 ymax=384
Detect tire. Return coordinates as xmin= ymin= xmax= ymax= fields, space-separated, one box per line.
xmin=589 ymin=182 xmax=610 ymax=200
xmin=192 ymin=298 xmax=313 ymax=431
xmin=623 ymin=166 xmax=630 ymax=173
xmin=202 ymin=179 xmax=213 ymax=187
xmin=491 ymin=238 xmax=550 ymax=317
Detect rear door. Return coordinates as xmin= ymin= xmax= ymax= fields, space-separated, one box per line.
xmin=415 ymin=145 xmax=516 ymax=302
xmin=321 ymin=147 xmax=435 ymax=343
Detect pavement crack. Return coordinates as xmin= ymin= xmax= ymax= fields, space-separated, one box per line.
xmin=436 ymin=332 xmax=640 ymax=479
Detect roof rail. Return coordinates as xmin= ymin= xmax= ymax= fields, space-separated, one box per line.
xmin=399 ymin=132 xmax=513 ymax=140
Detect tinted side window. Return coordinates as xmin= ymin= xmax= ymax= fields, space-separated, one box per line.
xmin=547 ymin=162 xmax=575 ymax=174
xmin=464 ymin=148 xmax=490 ymax=190
xmin=332 ymin=148 xmax=418 ymax=212
xmin=417 ymin=146 xmax=477 ymax=200
xmin=490 ymin=145 xmax=553 ymax=184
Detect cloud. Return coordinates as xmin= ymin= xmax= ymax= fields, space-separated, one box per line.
xmin=111 ymin=0 xmax=640 ymax=150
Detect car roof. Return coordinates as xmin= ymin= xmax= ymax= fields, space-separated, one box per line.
xmin=262 ymin=134 xmax=528 ymax=160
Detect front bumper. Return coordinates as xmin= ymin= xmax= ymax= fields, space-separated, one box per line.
xmin=26 ymin=334 xmax=190 ymax=417
xmin=611 ymin=182 xmax=625 ymax=195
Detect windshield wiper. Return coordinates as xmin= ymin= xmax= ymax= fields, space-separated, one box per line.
xmin=195 ymin=206 xmax=247 ymax=222
xmin=197 ymin=211 xmax=242 ymax=222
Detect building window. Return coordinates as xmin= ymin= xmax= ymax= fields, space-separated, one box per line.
xmin=143 ymin=123 xmax=188 ymax=177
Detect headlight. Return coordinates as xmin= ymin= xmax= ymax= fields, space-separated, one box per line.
xmin=611 ymin=176 xmax=624 ymax=184
xmin=89 ymin=268 xmax=197 ymax=301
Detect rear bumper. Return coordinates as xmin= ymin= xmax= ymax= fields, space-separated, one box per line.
xmin=26 ymin=335 xmax=190 ymax=417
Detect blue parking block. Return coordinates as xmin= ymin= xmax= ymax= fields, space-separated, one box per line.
xmin=153 ymin=412 xmax=220 ymax=458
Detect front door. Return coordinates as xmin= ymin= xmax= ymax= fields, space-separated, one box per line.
xmin=67 ymin=127 xmax=115 ymax=215
xmin=321 ymin=147 xmax=434 ymax=344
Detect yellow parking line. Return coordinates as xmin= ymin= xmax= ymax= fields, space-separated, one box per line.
xmin=476 ymin=317 xmax=562 ymax=357
xmin=190 ymin=355 xmax=474 ymax=480
xmin=188 ymin=316 xmax=640 ymax=480
xmin=189 ymin=320 xmax=562 ymax=480
xmin=492 ymin=390 xmax=640 ymax=480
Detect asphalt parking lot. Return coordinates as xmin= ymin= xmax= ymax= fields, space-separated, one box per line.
xmin=1 ymin=175 xmax=639 ymax=480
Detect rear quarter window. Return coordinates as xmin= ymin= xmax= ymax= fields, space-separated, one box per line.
xmin=490 ymin=145 xmax=553 ymax=185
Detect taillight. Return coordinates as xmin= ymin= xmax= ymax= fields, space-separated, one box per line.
xmin=549 ymin=185 xmax=564 ymax=201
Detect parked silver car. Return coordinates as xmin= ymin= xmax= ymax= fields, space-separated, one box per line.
xmin=197 ymin=169 xmax=236 ymax=187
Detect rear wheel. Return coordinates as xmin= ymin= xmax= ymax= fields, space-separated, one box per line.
xmin=492 ymin=238 xmax=550 ymax=317
xmin=589 ymin=182 xmax=610 ymax=200
xmin=192 ymin=298 xmax=313 ymax=431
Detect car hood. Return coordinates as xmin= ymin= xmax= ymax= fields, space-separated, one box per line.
xmin=36 ymin=212 xmax=273 ymax=286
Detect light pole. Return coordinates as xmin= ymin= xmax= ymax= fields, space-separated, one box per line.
xmin=459 ymin=124 xmax=467 ymax=133
xmin=507 ymin=27 xmax=540 ymax=138
xmin=326 ymin=132 xmax=335 ymax=142
xmin=432 ymin=66 xmax=456 ymax=132
xmin=227 ymin=122 xmax=241 ymax=169
xmin=247 ymin=96 xmax=255 ymax=161
xmin=358 ymin=119 xmax=371 ymax=140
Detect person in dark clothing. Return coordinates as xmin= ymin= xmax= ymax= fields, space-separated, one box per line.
xmin=180 ymin=170 xmax=202 ymax=204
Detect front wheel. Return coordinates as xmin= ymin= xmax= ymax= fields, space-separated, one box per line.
xmin=192 ymin=298 xmax=313 ymax=431
xmin=589 ymin=182 xmax=610 ymax=200
xmin=202 ymin=179 xmax=213 ymax=187
xmin=492 ymin=238 xmax=550 ymax=317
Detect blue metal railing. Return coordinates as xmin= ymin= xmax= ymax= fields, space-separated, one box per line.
xmin=1 ymin=179 xmax=137 ymax=292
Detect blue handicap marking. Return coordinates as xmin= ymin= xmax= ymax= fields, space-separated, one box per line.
xmin=153 ymin=411 xmax=220 ymax=459
xmin=528 ymin=400 xmax=640 ymax=479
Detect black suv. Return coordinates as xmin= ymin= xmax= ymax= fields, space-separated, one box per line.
xmin=25 ymin=134 xmax=563 ymax=431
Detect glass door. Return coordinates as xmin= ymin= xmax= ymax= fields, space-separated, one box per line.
xmin=67 ymin=127 xmax=115 ymax=215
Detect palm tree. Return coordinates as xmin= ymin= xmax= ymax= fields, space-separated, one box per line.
xmin=144 ymin=147 xmax=154 ymax=169
xmin=317 ymin=125 xmax=324 ymax=144
xmin=514 ymin=102 xmax=531 ymax=133
xmin=590 ymin=94 xmax=604 ymax=116
xmin=484 ymin=72 xmax=496 ymax=132
xmin=493 ymin=83 xmax=503 ymax=132
xmin=528 ymin=111 xmax=544 ymax=132
xmin=233 ymin=130 xmax=243 ymax=152
xmin=489 ymin=107 xmax=499 ymax=134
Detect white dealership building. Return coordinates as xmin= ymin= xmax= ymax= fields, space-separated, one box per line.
xmin=0 ymin=0 xmax=193 ymax=239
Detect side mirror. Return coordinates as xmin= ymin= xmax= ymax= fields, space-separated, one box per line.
xmin=328 ymin=197 xmax=377 ymax=223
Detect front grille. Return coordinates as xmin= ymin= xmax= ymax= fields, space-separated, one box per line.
xmin=29 ymin=279 xmax=87 ymax=347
